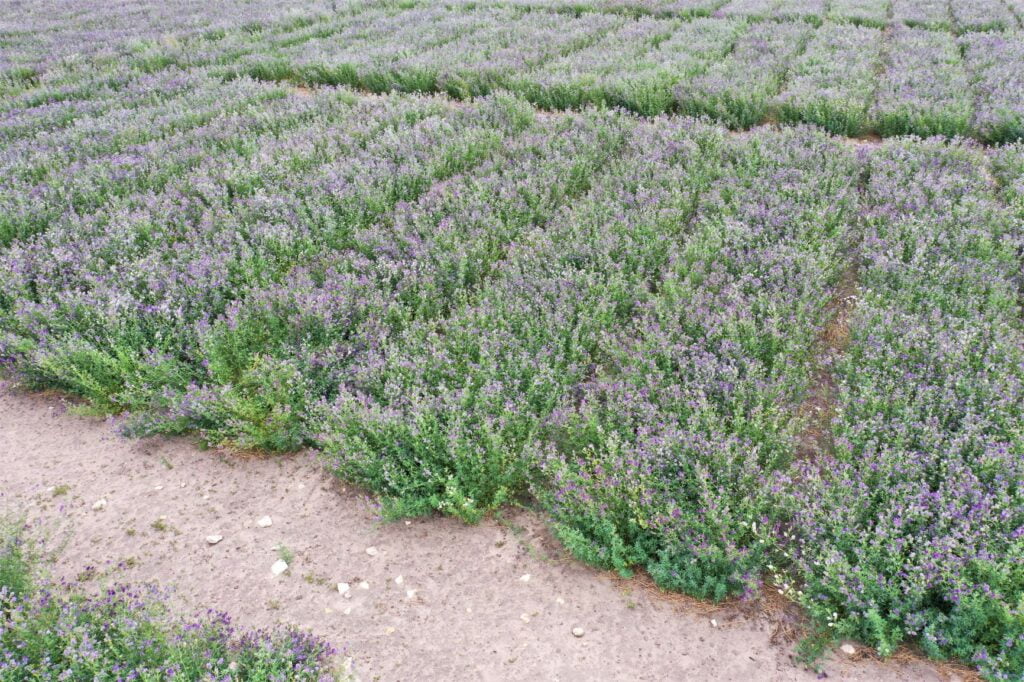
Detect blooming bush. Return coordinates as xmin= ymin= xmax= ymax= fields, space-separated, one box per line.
xmin=0 ymin=521 xmax=340 ymax=680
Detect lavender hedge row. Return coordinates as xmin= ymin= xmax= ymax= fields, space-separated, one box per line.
xmin=0 ymin=93 xmax=530 ymax=417
xmin=56 ymin=6 xmax=1019 ymax=141
xmin=783 ymin=139 xmax=1024 ymax=680
xmin=871 ymin=25 xmax=973 ymax=138
xmin=513 ymin=17 xmax=742 ymax=114
xmin=827 ymin=0 xmax=891 ymax=28
xmin=775 ymin=22 xmax=884 ymax=136
xmin=534 ymin=124 xmax=859 ymax=599
xmin=951 ymin=0 xmax=1018 ymax=32
xmin=892 ymin=0 xmax=951 ymax=30
xmin=961 ymin=31 xmax=1024 ymax=144
xmin=676 ymin=20 xmax=813 ymax=128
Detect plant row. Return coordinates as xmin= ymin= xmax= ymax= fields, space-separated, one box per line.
xmin=781 ymin=138 xmax=1024 ymax=680
xmin=147 ymin=6 xmax=1024 ymax=141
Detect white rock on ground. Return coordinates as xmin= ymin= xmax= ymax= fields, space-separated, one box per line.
xmin=271 ymin=559 xmax=288 ymax=576
xmin=358 ymin=581 xmax=369 ymax=590
xmin=337 ymin=582 xmax=350 ymax=595
xmin=365 ymin=546 xmax=378 ymax=556
xmin=206 ymin=534 xmax=223 ymax=545
xmin=520 ymin=574 xmax=531 ymax=582
xmin=394 ymin=575 xmax=403 ymax=585
xmin=572 ymin=627 xmax=585 ymax=638
xmin=257 ymin=516 xmax=273 ymax=528
xmin=840 ymin=643 xmax=857 ymax=656
xmin=91 ymin=498 xmax=106 ymax=510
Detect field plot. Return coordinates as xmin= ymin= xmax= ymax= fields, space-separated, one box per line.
xmin=2 ymin=0 xmax=1024 ymax=680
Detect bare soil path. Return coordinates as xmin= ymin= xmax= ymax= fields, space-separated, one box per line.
xmin=0 ymin=382 xmax=955 ymax=681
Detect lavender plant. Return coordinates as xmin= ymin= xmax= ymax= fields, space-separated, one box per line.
xmin=0 ymin=520 xmax=341 ymax=680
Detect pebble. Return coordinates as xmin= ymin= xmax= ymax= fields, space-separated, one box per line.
xmin=840 ymin=643 xmax=857 ymax=656
xmin=358 ymin=581 xmax=370 ymax=590
xmin=572 ymin=627 xmax=585 ymax=638
xmin=555 ymin=597 xmax=565 ymax=605
xmin=710 ymin=619 xmax=718 ymax=628
xmin=365 ymin=546 xmax=378 ymax=556
xmin=153 ymin=485 xmax=163 ymax=491
xmin=257 ymin=516 xmax=273 ymax=528
xmin=520 ymin=613 xmax=530 ymax=623
xmin=337 ymin=582 xmax=350 ymax=595
xmin=206 ymin=534 xmax=223 ymax=545
xmin=271 ymin=559 xmax=288 ymax=576
xmin=91 ymin=499 xmax=107 ymax=511
xmin=519 ymin=574 xmax=531 ymax=582
xmin=394 ymin=575 xmax=404 ymax=585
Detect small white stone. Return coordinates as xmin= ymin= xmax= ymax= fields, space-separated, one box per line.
xmin=358 ymin=581 xmax=369 ymax=590
xmin=394 ymin=575 xmax=404 ymax=586
xmin=271 ymin=559 xmax=288 ymax=576
xmin=202 ymin=494 xmax=209 ymax=500
xmin=572 ymin=627 xmax=585 ymax=638
xmin=710 ymin=618 xmax=718 ymax=628
xmin=555 ymin=597 xmax=565 ymax=605
xmin=384 ymin=626 xmax=395 ymax=635
xmin=466 ymin=606 xmax=473 ymax=614
xmin=406 ymin=589 xmax=417 ymax=599
xmin=206 ymin=534 xmax=223 ymax=545
xmin=520 ymin=613 xmax=530 ymax=623
xmin=91 ymin=499 xmax=107 ymax=511
xmin=365 ymin=546 xmax=378 ymax=556
xmin=154 ymin=485 xmax=163 ymax=491
xmin=298 ymin=483 xmax=305 ymax=490
xmin=257 ymin=516 xmax=273 ymax=528
xmin=337 ymin=582 xmax=350 ymax=595
xmin=405 ymin=521 xmax=411 ymax=526
xmin=840 ymin=643 xmax=857 ymax=656
xmin=519 ymin=574 xmax=531 ymax=582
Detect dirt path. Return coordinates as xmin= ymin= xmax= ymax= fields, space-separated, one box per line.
xmin=0 ymin=382 xmax=953 ymax=682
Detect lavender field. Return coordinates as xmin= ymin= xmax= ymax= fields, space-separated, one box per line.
xmin=1 ymin=0 xmax=1023 ymax=679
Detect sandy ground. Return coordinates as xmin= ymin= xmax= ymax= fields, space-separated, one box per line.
xmin=0 ymin=382 xmax=959 ymax=681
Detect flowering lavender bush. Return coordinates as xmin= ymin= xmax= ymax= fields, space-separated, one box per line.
xmin=0 ymin=521 xmax=340 ymax=680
